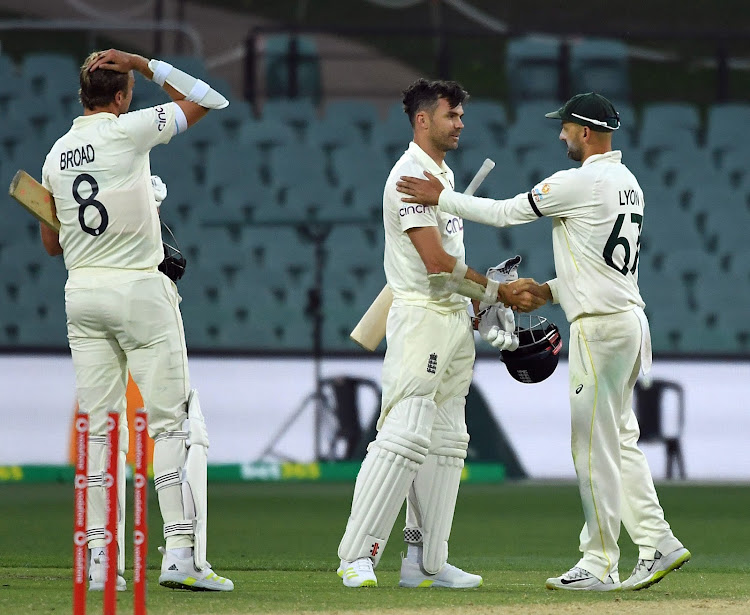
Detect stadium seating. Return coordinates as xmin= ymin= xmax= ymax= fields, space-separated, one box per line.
xmin=2 ymin=49 xmax=748 ymax=356
xmin=263 ymin=34 xmax=322 ymax=103
xmin=569 ymin=38 xmax=630 ymax=103
xmin=506 ymin=36 xmax=562 ymax=103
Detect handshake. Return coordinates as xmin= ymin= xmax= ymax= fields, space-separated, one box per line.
xmin=476 ymin=256 xmax=528 ymax=351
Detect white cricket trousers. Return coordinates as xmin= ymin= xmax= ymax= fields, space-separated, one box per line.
xmin=379 ymin=303 xmax=475 ymax=423
xmin=65 ymin=268 xmax=190 ymax=438
xmin=568 ymin=309 xmax=683 ymax=581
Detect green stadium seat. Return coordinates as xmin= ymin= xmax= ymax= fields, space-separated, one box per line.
xmin=330 ymin=145 xmax=391 ymax=192
xmin=213 ymin=99 xmax=254 ymax=141
xmin=462 ymin=98 xmax=508 ymax=145
xmin=506 ymin=36 xmax=562 ymax=103
xmin=705 ymin=103 xmax=750 ymax=169
xmin=306 ymin=117 xmax=364 ymax=150
xmin=203 ymin=142 xmax=262 ymax=202
xmin=638 ymin=103 xmax=700 ymax=161
xmin=22 ymin=53 xmax=79 ymax=97
xmin=261 ymin=98 xmax=319 ymax=140
xmin=268 ymin=143 xmax=328 ymax=190
xmin=238 ymin=118 xmax=298 ymax=155
xmin=272 ymin=181 xmax=343 ymax=222
xmin=521 ymin=147 xmax=576 ymax=187
xmin=506 ymin=100 xmax=562 ymax=159
xmin=264 ymin=34 xmax=321 ymax=103
xmin=463 ymin=222 xmax=506 ymax=273
xmin=570 ymin=38 xmax=630 ymax=103
xmin=323 ymin=99 xmax=381 ymax=144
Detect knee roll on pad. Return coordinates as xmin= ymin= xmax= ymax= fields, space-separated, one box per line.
xmin=153 ymin=389 xmax=209 ymax=570
xmin=338 ymin=397 xmax=436 ymax=566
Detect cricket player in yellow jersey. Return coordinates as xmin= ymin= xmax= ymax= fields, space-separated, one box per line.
xmin=397 ymin=92 xmax=691 ymax=592
xmin=337 ymin=79 xmax=546 ymax=588
xmin=40 ymin=49 xmax=233 ymax=592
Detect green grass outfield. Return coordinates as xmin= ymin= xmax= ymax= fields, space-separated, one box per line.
xmin=1 ymin=482 xmax=749 ymax=614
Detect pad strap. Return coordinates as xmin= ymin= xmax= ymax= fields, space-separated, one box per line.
xmin=151 ymin=60 xmax=173 ymax=86
xmin=445 ymin=261 xmax=468 ymax=293
xmin=164 ymin=520 xmax=194 ymax=538
xmin=186 ymin=80 xmax=210 ymax=103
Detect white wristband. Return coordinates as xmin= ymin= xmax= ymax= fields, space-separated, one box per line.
xmin=151 ymin=60 xmax=173 ymax=86
xmin=482 ymin=278 xmax=500 ymax=305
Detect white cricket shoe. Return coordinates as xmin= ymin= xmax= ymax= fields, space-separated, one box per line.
xmin=88 ymin=548 xmax=126 ymax=592
xmin=157 ymin=547 xmax=234 ymax=591
xmin=399 ymin=557 xmax=483 ymax=588
xmin=621 ymin=547 xmax=691 ymax=591
xmin=339 ymin=557 xmax=377 ymax=588
xmin=545 ymin=566 xmax=620 ymax=591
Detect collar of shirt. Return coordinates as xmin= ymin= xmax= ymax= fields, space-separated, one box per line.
xmin=582 ymin=150 xmax=622 ymax=166
xmin=73 ymin=112 xmax=118 ymax=127
xmin=407 ymin=141 xmax=454 ymax=188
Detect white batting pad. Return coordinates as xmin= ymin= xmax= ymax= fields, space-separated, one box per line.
xmin=86 ymin=435 xmax=107 ymax=547
xmin=406 ymin=397 xmax=469 ymax=574
xmin=117 ymin=416 xmax=128 ymax=574
xmin=152 ymin=390 xmax=209 ymax=569
xmin=338 ymin=397 xmax=436 ymax=566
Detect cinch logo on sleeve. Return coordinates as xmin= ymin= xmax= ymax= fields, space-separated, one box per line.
xmin=445 ymin=216 xmax=463 ymax=234
xmin=399 ymin=204 xmax=429 ymax=216
xmin=155 ymin=106 xmax=167 ymax=131
xmin=426 ymin=353 xmax=438 ymax=374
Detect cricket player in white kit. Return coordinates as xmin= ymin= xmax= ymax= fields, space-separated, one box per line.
xmin=397 ymin=92 xmax=691 ymax=592
xmin=39 ymin=49 xmax=233 ymax=592
xmin=337 ymin=79 xmax=546 ymax=588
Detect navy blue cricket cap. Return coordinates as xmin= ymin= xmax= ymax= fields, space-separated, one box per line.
xmin=545 ymin=92 xmax=620 ymax=132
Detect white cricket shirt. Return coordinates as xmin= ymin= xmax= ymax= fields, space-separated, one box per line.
xmin=42 ymin=103 xmax=183 ymax=271
xmin=383 ymin=142 xmax=469 ymax=312
xmin=438 ymin=150 xmax=645 ymax=321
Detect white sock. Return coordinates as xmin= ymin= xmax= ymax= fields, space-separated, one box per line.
xmin=406 ymin=544 xmax=421 ymax=563
xmin=168 ymin=547 xmax=193 ymax=559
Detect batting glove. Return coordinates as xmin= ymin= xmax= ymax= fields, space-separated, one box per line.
xmin=151 ymin=174 xmax=168 ymax=204
xmin=479 ymin=255 xmax=522 ymax=310
xmin=477 ymin=304 xmax=519 ymax=351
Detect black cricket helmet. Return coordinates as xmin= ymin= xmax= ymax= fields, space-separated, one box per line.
xmin=501 ymin=315 xmax=562 ymax=383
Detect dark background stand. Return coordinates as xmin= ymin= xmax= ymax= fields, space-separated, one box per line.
xmin=253 ymin=218 xmax=380 ymax=462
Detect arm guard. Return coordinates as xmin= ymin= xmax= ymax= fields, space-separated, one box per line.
xmin=148 ymin=59 xmax=229 ymax=109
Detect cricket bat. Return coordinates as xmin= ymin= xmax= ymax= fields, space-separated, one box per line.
xmin=8 ymin=170 xmax=60 ymax=232
xmin=350 ymin=158 xmax=496 ymax=351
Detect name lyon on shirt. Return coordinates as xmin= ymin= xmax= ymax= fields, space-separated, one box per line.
xmin=618 ymin=189 xmax=641 ymax=207
xmin=60 ymin=144 xmax=95 ymax=170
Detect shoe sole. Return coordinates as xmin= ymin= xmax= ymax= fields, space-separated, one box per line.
xmin=342 ymin=579 xmax=377 ymax=588
xmin=628 ymin=550 xmax=692 ymax=591
xmin=399 ymin=578 xmax=483 ymax=588
xmin=545 ymin=582 xmax=621 ymax=591
xmin=159 ymin=573 xmax=233 ymax=592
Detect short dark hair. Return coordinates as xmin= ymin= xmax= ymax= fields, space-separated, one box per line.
xmin=402 ymin=78 xmax=469 ymax=128
xmin=79 ymin=51 xmax=130 ymax=110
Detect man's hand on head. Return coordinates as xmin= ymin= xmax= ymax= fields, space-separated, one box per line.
xmin=396 ymin=171 xmax=445 ymax=205
xmin=89 ymin=49 xmax=146 ymax=74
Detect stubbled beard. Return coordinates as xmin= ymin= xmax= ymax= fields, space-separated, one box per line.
xmin=567 ymin=144 xmax=582 ymax=161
